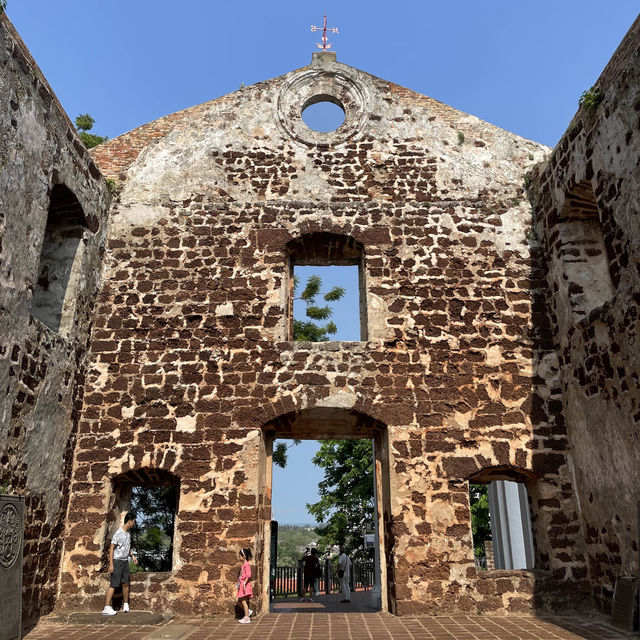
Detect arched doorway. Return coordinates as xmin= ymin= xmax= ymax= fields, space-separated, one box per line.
xmin=257 ymin=406 xmax=394 ymax=614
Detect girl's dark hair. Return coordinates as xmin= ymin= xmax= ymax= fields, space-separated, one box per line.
xmin=241 ymin=548 xmax=253 ymax=561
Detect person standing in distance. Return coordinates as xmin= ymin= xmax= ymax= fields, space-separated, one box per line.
xmin=302 ymin=547 xmax=320 ymax=602
xmin=102 ymin=512 xmax=138 ymax=615
xmin=338 ymin=545 xmax=352 ymax=603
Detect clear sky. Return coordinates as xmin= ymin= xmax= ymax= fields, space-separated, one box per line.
xmin=272 ymin=440 xmax=324 ymax=525
xmin=6 ymin=1 xmax=638 ymax=524
xmin=6 ymin=2 xmax=638 ymax=148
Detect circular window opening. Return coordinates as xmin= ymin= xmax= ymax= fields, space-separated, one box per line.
xmin=301 ymin=97 xmax=346 ymax=133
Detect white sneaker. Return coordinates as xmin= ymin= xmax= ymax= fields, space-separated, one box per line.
xmin=122 ymin=603 xmax=130 ymax=613
xmin=248 ymin=609 xmax=254 ymax=617
xmin=239 ymin=617 xmax=251 ymax=624
xmin=102 ymin=606 xmax=117 ymax=616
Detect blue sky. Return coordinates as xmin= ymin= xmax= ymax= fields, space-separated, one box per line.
xmin=272 ymin=440 xmax=324 ymax=525
xmin=6 ymin=1 xmax=638 ymax=524
xmin=7 ymin=2 xmax=638 ymax=147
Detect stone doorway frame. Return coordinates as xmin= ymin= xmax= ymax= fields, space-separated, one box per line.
xmin=257 ymin=407 xmax=394 ymax=614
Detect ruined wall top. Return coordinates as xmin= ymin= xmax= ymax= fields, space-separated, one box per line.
xmin=92 ymin=51 xmax=548 ymax=208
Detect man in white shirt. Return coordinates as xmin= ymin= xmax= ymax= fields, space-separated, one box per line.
xmin=102 ymin=512 xmax=138 ymax=615
xmin=337 ymin=546 xmax=352 ymax=603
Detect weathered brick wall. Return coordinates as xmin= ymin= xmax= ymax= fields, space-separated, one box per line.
xmin=0 ymin=14 xmax=111 ymax=626
xmin=529 ymin=15 xmax=640 ymax=614
xmin=61 ymin=52 xmax=589 ymax=616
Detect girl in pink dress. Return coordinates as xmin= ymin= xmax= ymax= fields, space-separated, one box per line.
xmin=236 ymin=548 xmax=253 ymax=623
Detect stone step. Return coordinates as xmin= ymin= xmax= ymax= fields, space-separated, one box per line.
xmin=49 ymin=610 xmax=169 ymax=626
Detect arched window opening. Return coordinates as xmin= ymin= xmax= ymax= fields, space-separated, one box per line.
xmin=287 ymin=233 xmax=367 ymax=342
xmin=109 ymin=468 xmax=179 ymax=573
xmin=31 ymin=184 xmax=92 ymax=335
xmin=556 ymin=181 xmax=614 ymax=320
xmin=469 ymin=468 xmax=535 ymax=571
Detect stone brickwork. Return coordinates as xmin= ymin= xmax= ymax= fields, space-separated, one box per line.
xmin=2 ymin=8 xmax=639 ymax=623
xmin=529 ymin=14 xmax=640 ymax=615
xmin=59 ymin=51 xmax=591 ymax=617
xmin=0 ymin=14 xmax=111 ymax=628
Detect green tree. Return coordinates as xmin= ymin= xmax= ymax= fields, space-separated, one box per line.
xmin=307 ymin=439 xmax=374 ymax=559
xmin=469 ymin=484 xmax=491 ymax=557
xmin=75 ymin=113 xmax=108 ymax=149
xmin=293 ymin=275 xmax=345 ymax=342
xmin=130 ymin=485 xmax=177 ymax=572
xmin=276 ymin=525 xmax=317 ymax=565
xmin=273 ymin=438 xmax=301 ymax=469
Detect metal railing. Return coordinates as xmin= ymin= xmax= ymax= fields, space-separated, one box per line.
xmin=353 ymin=560 xmax=375 ymax=589
xmin=272 ymin=564 xmax=299 ymax=597
xmin=271 ymin=559 xmax=374 ymax=599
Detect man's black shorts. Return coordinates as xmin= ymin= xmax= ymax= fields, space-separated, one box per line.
xmin=110 ymin=559 xmax=130 ymax=587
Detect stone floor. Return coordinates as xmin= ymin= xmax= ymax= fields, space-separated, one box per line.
xmin=271 ymin=589 xmax=380 ymax=613
xmin=24 ymin=611 xmax=637 ymax=640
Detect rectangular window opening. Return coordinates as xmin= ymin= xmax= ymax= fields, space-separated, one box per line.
xmin=128 ymin=484 xmax=179 ymax=573
xmin=291 ymin=264 xmax=365 ymax=342
xmin=470 ymin=480 xmax=535 ymax=571
xmin=269 ymin=437 xmax=379 ymax=607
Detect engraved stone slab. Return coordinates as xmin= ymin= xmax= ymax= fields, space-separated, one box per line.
xmin=55 ymin=611 xmax=167 ymax=626
xmin=610 ymin=576 xmax=637 ymax=632
xmin=145 ymin=624 xmax=194 ymax=639
xmin=0 ymin=495 xmax=24 ymax=640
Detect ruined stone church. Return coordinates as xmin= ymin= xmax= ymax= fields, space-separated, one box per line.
xmin=1 ymin=10 xmax=638 ymax=628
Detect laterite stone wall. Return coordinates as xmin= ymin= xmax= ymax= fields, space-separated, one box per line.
xmin=530 ymin=14 xmax=640 ymax=615
xmin=60 ymin=52 xmax=590 ymax=616
xmin=0 ymin=14 xmax=111 ymax=627
xmin=4 ymin=10 xmax=637 ymax=620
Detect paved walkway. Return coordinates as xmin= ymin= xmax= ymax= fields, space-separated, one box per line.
xmin=271 ymin=588 xmax=379 ymax=613
xmin=24 ymin=611 xmax=637 ymax=640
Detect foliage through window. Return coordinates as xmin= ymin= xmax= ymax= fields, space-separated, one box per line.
xmin=129 ymin=485 xmax=178 ymax=572
xmin=288 ymin=233 xmax=366 ymax=342
xmin=307 ymin=439 xmax=374 ymax=562
xmin=469 ymin=484 xmax=491 ymax=558
xmin=293 ymin=271 xmax=346 ymax=341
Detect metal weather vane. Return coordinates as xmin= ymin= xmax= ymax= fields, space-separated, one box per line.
xmin=310 ymin=14 xmax=339 ymax=51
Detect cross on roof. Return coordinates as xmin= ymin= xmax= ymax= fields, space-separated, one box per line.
xmin=310 ymin=14 xmax=339 ymax=52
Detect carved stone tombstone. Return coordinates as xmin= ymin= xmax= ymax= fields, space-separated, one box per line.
xmin=610 ymin=577 xmax=638 ymax=632
xmin=0 ymin=496 xmax=24 ymax=640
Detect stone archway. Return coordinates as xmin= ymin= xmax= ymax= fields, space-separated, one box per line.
xmin=256 ymin=406 xmax=394 ymax=614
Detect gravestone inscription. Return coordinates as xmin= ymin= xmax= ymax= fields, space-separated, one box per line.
xmin=0 ymin=495 xmax=24 ymax=640
xmin=610 ymin=577 xmax=637 ymax=632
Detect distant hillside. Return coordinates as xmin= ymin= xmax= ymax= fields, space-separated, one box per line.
xmin=275 ymin=524 xmax=318 ymax=565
